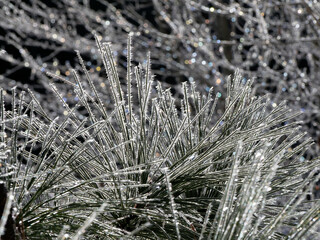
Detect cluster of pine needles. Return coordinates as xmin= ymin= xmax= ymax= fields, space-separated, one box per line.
xmin=0 ymin=37 xmax=320 ymax=239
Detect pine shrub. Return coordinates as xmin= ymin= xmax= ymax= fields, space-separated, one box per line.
xmin=0 ymin=37 xmax=320 ymax=239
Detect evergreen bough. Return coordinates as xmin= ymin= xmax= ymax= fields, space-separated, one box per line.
xmin=0 ymin=37 xmax=320 ymax=239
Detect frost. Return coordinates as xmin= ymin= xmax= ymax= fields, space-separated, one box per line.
xmin=0 ymin=32 xmax=319 ymax=239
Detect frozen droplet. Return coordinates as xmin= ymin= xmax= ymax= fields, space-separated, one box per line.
xmin=264 ymin=186 xmax=272 ymax=192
